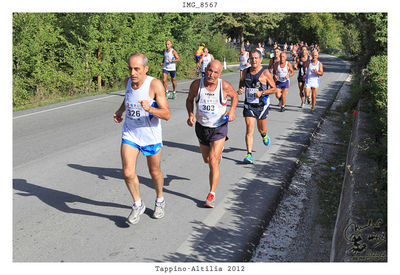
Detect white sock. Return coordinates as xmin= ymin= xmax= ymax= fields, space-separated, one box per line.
xmin=209 ymin=192 xmax=215 ymax=196
xmin=134 ymin=199 xmax=142 ymax=207
xmin=156 ymin=197 xmax=164 ymax=203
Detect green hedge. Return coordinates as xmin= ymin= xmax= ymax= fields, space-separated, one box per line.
xmin=364 ymin=55 xmax=387 ymax=136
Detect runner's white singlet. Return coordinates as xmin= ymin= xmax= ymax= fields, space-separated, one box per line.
xmin=163 ymin=48 xmax=176 ymax=71
xmin=195 ymin=78 xmax=227 ymax=128
xmin=122 ymin=76 xmax=162 ymax=146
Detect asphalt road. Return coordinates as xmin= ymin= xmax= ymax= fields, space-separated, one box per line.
xmin=13 ymin=53 xmax=351 ymax=262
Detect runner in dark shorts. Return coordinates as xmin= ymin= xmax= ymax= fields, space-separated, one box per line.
xmin=186 ymin=60 xmax=238 ymax=208
xmin=195 ymin=122 xmax=228 ymax=146
xmin=238 ymin=50 xmax=281 ymax=164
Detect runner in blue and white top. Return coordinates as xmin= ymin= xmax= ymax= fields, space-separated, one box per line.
xmin=114 ymin=53 xmax=170 ymax=224
xmin=161 ymin=40 xmax=180 ymax=99
xmin=273 ymin=52 xmax=294 ymax=112
xmin=197 ymin=47 xmax=214 ymax=78
xmin=303 ymin=50 xmax=324 ymax=112
xmin=238 ymin=50 xmax=281 ymax=164
xmin=186 ymin=60 xmax=238 ymax=208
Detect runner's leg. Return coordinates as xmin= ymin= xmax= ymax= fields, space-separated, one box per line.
xmin=207 ymin=138 xmax=225 ymax=193
xmin=311 ymin=87 xmax=318 ymax=109
xmin=162 ymin=72 xmax=168 ymax=91
xmin=146 ymin=149 xmax=164 ymax=199
xmin=121 ymin=143 xmax=141 ymax=202
xmin=257 ymin=118 xmax=268 ymax=136
xmin=245 ymin=116 xmax=256 ymax=153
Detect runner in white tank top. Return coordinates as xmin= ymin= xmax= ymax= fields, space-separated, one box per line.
xmin=239 ymin=49 xmax=250 ymax=71
xmin=186 ymin=60 xmax=238 ymax=208
xmin=114 ymin=53 xmax=170 ymax=224
xmin=238 ymin=47 xmax=250 ymax=80
xmin=304 ymin=50 xmax=324 ymax=112
xmin=197 ymin=47 xmax=214 ymax=78
xmin=273 ymin=52 xmax=294 ymax=112
xmin=161 ymin=40 xmax=180 ymax=99
xmin=195 ymin=78 xmax=227 ymax=127
xmin=276 ymin=60 xmax=290 ymax=83
xmin=122 ymin=76 xmax=162 ymax=146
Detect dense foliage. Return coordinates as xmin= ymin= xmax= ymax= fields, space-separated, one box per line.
xmin=13 ymin=12 xmax=387 ymax=109
xmin=364 ymin=56 xmax=387 ymax=136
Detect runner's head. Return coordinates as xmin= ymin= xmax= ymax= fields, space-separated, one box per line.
xmin=311 ymin=50 xmax=319 ymax=60
xmin=203 ymin=47 xmax=209 ymax=55
xmin=205 ymin=60 xmax=222 ymax=83
xmin=249 ymin=50 xmax=262 ymax=68
xmin=301 ymin=46 xmax=308 ymax=56
xmin=127 ymin=53 xmax=149 ymax=84
xmin=274 ymin=48 xmax=281 ymax=58
xmin=165 ymin=40 xmax=172 ymax=50
xmin=280 ymin=52 xmax=287 ymax=63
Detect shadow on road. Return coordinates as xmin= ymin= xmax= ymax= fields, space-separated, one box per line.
xmin=163 ymin=140 xmax=200 ymax=154
xmin=67 ymin=164 xmax=203 ymax=207
xmin=13 ymin=178 xmax=130 ymax=228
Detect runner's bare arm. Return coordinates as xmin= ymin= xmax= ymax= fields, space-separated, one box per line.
xmin=197 ymin=55 xmax=203 ymax=68
xmin=294 ymin=57 xmax=299 ymax=70
xmin=238 ymin=68 xmax=247 ymax=94
xmin=140 ymin=79 xmax=170 ymax=121
xmin=302 ymin=61 xmax=309 ymax=80
xmin=273 ymin=63 xmax=278 ymax=81
xmin=186 ymin=80 xmax=200 ymax=126
xmin=288 ymin=62 xmax=295 ymax=78
xmin=172 ymin=50 xmax=180 ymax=63
xmin=318 ymin=62 xmax=324 ymax=76
xmin=222 ymin=80 xmax=238 ymax=122
xmin=113 ymin=77 xmax=129 ymax=123
xmin=262 ymin=70 xmax=281 ymax=96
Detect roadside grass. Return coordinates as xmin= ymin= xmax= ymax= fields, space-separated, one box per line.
xmin=315 ymin=76 xmax=358 ymax=229
xmin=316 ymin=113 xmax=352 ymax=229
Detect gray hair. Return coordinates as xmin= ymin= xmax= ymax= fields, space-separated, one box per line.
xmin=127 ymin=53 xmax=148 ymax=67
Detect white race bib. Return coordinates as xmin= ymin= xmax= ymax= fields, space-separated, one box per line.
xmin=126 ymin=104 xmax=147 ymax=126
xmin=198 ymin=99 xmax=219 ymax=118
xmin=246 ymin=88 xmax=259 ymax=104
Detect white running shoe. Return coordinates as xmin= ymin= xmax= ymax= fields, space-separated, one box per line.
xmin=127 ymin=203 xmax=145 ymax=224
xmin=153 ymin=200 xmax=165 ymax=219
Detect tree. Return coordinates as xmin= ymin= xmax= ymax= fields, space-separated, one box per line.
xmin=214 ymin=13 xmax=284 ymax=48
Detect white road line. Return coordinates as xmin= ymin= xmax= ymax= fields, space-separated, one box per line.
xmin=13 ymin=94 xmax=118 ymax=119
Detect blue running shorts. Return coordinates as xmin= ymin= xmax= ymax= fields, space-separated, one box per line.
xmin=276 ymin=80 xmax=290 ymax=89
xmin=163 ymin=69 xmax=176 ymax=78
xmin=122 ymin=139 xmax=162 ymax=156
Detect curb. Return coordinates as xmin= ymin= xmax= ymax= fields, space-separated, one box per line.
xmin=330 ymin=99 xmax=360 ymax=261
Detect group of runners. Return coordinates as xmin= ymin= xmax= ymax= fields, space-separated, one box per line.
xmin=113 ymin=39 xmax=324 ymax=225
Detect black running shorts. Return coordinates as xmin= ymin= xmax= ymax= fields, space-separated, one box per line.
xmin=195 ymin=122 xmax=228 ymax=146
xmin=243 ymin=104 xmax=269 ymax=120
